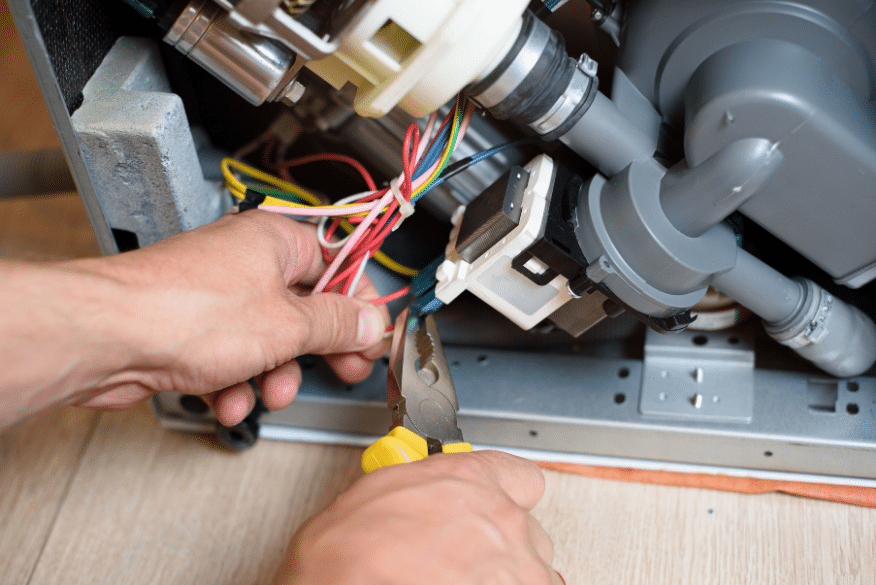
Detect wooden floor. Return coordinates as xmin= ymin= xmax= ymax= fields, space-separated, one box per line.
xmin=1 ymin=2 xmax=875 ymax=583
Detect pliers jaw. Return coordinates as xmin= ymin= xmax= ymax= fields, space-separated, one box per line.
xmin=361 ymin=309 xmax=472 ymax=473
xmin=387 ymin=310 xmax=464 ymax=453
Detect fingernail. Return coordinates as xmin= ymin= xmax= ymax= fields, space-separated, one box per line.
xmin=357 ymin=305 xmax=386 ymax=346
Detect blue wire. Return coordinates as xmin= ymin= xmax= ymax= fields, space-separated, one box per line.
xmin=412 ymin=140 xmax=536 ymax=202
xmin=412 ymin=121 xmax=453 ymax=181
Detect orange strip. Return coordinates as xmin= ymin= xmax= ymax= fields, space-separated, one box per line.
xmin=537 ymin=461 xmax=876 ymax=508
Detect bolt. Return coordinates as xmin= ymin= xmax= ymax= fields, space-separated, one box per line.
xmin=591 ymin=8 xmax=604 ymax=20
xmin=691 ymin=393 xmax=703 ymax=409
xmin=280 ymin=80 xmax=306 ymax=106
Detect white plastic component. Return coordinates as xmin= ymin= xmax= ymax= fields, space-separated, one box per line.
xmin=435 ymin=155 xmax=573 ymax=330
xmin=305 ymin=0 xmax=529 ymax=117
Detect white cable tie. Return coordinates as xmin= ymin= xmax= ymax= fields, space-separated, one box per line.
xmin=389 ymin=177 xmax=415 ymax=231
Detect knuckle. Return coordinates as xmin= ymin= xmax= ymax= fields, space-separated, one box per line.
xmin=483 ymin=563 xmax=552 ymax=585
xmin=519 ymin=562 xmax=557 ymax=585
xmin=494 ymin=500 xmax=531 ymax=535
xmin=482 ymin=569 xmax=518 ymax=585
xmin=427 ymin=451 xmax=491 ymax=480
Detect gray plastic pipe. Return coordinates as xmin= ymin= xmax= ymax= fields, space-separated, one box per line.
xmin=559 ymin=92 xmax=661 ymax=178
xmin=0 ymin=148 xmax=76 ymax=198
xmin=660 ymin=138 xmax=783 ymax=238
xmin=713 ymin=249 xmax=876 ymax=377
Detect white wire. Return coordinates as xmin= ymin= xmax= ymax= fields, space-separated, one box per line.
xmin=312 ymin=189 xmax=395 ymax=293
xmin=297 ymin=110 xmax=440 ymax=244
xmin=315 ymin=189 xmax=379 ymax=249
xmin=347 ymin=252 xmax=370 ymax=297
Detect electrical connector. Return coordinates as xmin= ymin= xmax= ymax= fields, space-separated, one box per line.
xmin=434 ymin=155 xmax=573 ymax=330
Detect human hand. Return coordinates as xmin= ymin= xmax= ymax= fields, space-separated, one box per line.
xmin=276 ymin=450 xmax=564 ymax=585
xmin=60 ymin=210 xmax=390 ymax=425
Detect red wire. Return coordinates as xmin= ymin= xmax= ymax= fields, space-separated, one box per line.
xmin=371 ymin=286 xmax=411 ymax=306
xmin=278 ymin=153 xmax=377 ymax=191
xmin=401 ymin=123 xmax=419 ymax=199
xmin=327 ymin=258 xmax=364 ymax=292
xmin=318 ymin=107 xmax=457 ymax=295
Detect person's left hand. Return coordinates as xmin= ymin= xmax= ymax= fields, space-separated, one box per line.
xmin=58 ymin=211 xmax=391 ymax=426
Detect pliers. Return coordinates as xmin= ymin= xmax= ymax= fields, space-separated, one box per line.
xmin=362 ymin=309 xmax=473 ymax=473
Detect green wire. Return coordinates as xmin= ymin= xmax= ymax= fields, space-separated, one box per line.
xmin=243 ymin=182 xmax=308 ymax=204
xmin=413 ymin=95 xmax=466 ymax=202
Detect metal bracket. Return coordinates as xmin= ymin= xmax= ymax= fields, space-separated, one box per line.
xmin=640 ymin=328 xmax=755 ymax=423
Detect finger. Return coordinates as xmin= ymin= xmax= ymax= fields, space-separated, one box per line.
xmin=261 ymin=360 xmax=303 ymax=410
xmin=245 ymin=213 xmax=336 ymax=287
xmin=349 ymin=275 xmax=393 ymax=357
xmin=205 ymin=211 xmax=331 ymax=288
xmin=324 ymin=352 xmax=375 ymax=384
xmin=288 ymin=293 xmax=388 ymax=356
xmin=527 ymin=513 xmax=555 ymax=566
xmin=360 ymin=334 xmax=392 ymax=360
xmin=211 ymin=381 xmax=256 ymax=426
xmin=552 ymin=570 xmax=567 ymax=585
xmin=470 ymin=450 xmax=546 ymax=511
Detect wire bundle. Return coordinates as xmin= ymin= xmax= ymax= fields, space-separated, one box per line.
xmin=221 ymin=95 xmax=477 ymax=305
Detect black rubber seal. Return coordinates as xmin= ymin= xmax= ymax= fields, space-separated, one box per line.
xmin=539 ymin=74 xmax=600 ymax=142
xmin=481 ymin=20 xmax=576 ymax=125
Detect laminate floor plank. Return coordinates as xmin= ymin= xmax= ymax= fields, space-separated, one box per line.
xmin=533 ymin=469 xmax=876 ymax=585
xmin=0 ymin=408 xmax=100 ymax=585
xmin=27 ymin=405 xmax=364 ymax=585
xmin=0 ymin=194 xmax=101 ymax=261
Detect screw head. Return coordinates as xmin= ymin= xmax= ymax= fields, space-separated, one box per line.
xmin=280 ymin=80 xmax=306 ymax=106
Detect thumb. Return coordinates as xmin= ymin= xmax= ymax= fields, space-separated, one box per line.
xmin=290 ymin=292 xmax=388 ymax=356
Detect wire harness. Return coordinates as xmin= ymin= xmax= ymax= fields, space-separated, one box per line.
xmin=222 ymin=95 xmax=477 ymax=305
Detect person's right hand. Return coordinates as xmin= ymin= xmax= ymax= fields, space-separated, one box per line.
xmin=275 ymin=450 xmax=564 ymax=585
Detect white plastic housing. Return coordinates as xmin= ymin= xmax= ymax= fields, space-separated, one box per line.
xmin=305 ymin=0 xmax=529 ymax=117
xmin=435 ymin=155 xmax=574 ymax=330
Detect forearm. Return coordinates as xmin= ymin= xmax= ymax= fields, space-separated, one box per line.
xmin=0 ymin=259 xmax=142 ymax=427
xmin=0 ymin=212 xmax=391 ymax=429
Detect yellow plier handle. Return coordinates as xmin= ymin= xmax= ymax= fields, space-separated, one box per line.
xmin=362 ymin=427 xmax=473 ymax=474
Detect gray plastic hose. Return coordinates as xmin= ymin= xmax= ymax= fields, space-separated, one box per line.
xmin=0 ymin=148 xmax=76 ymax=198
xmin=714 ymin=249 xmax=876 ymax=377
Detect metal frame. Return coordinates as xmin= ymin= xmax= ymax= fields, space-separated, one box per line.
xmin=9 ymin=0 xmax=119 ymax=254
xmin=155 ymin=327 xmax=876 ymax=485
xmin=12 ymin=0 xmax=876 ymax=484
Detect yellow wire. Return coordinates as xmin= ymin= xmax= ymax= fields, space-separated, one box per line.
xmin=374 ymin=251 xmax=418 ymax=277
xmin=221 ymin=99 xmax=464 ymax=278
xmin=222 ymin=98 xmax=463 ymax=210
xmin=222 ymin=158 xmax=321 ymax=207
xmin=410 ymin=109 xmax=461 ymax=196
xmin=334 ymin=218 xmax=419 ymax=277
xmin=222 ymin=158 xmax=386 ymax=213
xmin=223 ymin=158 xmax=419 ymax=277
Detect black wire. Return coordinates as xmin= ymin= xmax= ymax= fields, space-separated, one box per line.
xmin=439 ymin=139 xmax=542 ymax=183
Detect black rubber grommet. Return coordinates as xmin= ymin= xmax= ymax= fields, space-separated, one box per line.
xmin=216 ymin=419 xmax=260 ymax=450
